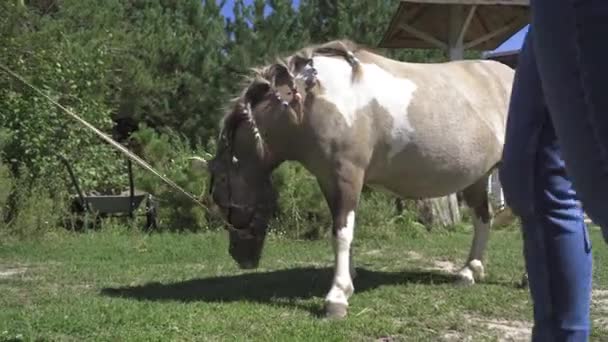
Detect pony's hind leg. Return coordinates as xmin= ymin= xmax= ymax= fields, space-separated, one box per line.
xmin=457 ymin=176 xmax=492 ymax=285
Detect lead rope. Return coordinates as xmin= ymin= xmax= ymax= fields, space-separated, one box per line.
xmin=0 ymin=63 xmax=236 ymax=230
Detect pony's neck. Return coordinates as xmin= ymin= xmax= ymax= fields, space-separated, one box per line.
xmin=255 ymin=109 xmax=305 ymax=167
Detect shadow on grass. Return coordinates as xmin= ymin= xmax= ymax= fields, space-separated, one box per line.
xmin=101 ymin=267 xmax=461 ymax=315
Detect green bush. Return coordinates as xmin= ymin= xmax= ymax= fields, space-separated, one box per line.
xmin=269 ymin=162 xmax=332 ymax=239
xmin=1 ymin=167 xmax=68 ymax=240
xmin=0 ymin=1 xmax=132 ymax=235
xmin=0 ymin=164 xmax=11 ymax=225
xmin=1 ymin=1 xmax=130 ymax=197
xmin=1 ymin=129 xmax=69 ymax=239
xmin=356 ymin=191 xmax=427 ymax=241
xmin=0 ymin=129 xmax=13 ymax=229
xmin=129 ymin=125 xmax=211 ymax=232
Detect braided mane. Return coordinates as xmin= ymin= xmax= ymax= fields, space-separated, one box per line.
xmin=219 ymin=39 xmax=367 ymax=155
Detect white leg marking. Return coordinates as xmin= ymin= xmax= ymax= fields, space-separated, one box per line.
xmin=350 ymin=250 xmax=357 ymax=279
xmin=326 ymin=211 xmax=355 ymax=306
xmin=457 ymin=266 xmax=476 ymax=286
xmin=458 ymin=214 xmax=490 ymax=285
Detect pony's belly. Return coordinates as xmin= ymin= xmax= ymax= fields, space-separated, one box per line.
xmin=365 ymin=152 xmax=491 ymax=198
xmin=366 ymin=173 xmax=473 ymax=199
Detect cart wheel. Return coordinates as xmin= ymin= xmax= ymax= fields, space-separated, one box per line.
xmin=145 ymin=195 xmax=158 ymax=231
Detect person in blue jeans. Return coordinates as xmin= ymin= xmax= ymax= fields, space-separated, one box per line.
xmin=499 ymin=1 xmax=608 ymax=341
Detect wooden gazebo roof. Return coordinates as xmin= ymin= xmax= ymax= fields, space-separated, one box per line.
xmin=379 ymin=0 xmax=529 ymax=52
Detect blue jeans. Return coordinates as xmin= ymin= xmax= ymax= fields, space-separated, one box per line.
xmin=500 ymin=1 xmax=608 ymax=340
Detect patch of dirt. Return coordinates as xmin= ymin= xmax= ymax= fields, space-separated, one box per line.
xmin=405 ymin=251 xmax=423 ymax=260
xmin=375 ymin=336 xmax=400 ymax=342
xmin=0 ymin=266 xmax=28 ymax=278
xmin=460 ymin=315 xmax=531 ymax=342
xmin=397 ymin=245 xmax=532 ymax=342
xmin=592 ymin=289 xmax=608 ymax=329
xmin=429 ymin=260 xmax=459 ymax=273
xmin=363 ymin=249 xmax=383 ymax=256
xmin=400 ymin=249 xmax=608 ymax=338
xmin=476 ymin=318 xmax=531 ymax=341
xmin=374 ymin=335 xmax=415 ymax=342
xmin=440 ymin=331 xmax=472 ymax=342
xmin=439 ymin=289 xmax=608 ymax=340
xmin=403 ymin=249 xmax=460 ymax=273
xmin=593 ymin=289 xmax=608 ymax=297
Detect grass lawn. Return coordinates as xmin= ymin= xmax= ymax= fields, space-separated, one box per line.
xmin=1 ymin=226 xmax=607 ymax=341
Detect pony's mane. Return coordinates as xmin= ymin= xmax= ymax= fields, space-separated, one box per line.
xmin=219 ymin=39 xmax=373 ymax=155
xmin=218 ymin=66 xmax=283 ymax=156
xmin=291 ymin=39 xmax=363 ymax=66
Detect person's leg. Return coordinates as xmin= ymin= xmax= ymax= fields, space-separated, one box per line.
xmin=500 ymin=31 xmax=592 ymax=341
xmin=531 ymin=0 xmax=608 ymax=234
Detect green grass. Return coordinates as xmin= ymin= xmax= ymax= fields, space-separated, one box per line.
xmin=1 ymin=227 xmax=608 ymax=341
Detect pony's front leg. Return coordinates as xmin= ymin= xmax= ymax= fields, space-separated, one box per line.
xmin=325 ymin=209 xmax=356 ymax=318
xmin=322 ymin=170 xmax=363 ymax=319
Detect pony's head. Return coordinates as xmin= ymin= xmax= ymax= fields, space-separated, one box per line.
xmin=192 ymin=62 xmax=304 ymax=269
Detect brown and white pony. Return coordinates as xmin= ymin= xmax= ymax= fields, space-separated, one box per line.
xmin=192 ymin=40 xmax=514 ymax=319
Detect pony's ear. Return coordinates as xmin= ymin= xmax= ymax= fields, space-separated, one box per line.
xmin=267 ymin=63 xmax=292 ymax=87
xmin=244 ymin=81 xmax=271 ymax=108
xmin=287 ymin=55 xmax=313 ymax=74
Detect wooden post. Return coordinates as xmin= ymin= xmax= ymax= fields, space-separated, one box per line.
xmin=448 ymin=5 xmax=465 ymax=60
xmin=416 ymin=195 xmax=461 ymax=229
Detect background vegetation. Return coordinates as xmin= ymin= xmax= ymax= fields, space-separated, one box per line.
xmin=0 ymin=0 xmax=482 ymax=238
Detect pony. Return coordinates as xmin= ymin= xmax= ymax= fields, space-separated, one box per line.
xmin=192 ymin=40 xmax=514 ymax=318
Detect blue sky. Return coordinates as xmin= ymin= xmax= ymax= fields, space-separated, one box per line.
xmin=220 ymin=0 xmax=300 ymax=18
xmin=218 ymin=0 xmax=527 ymax=53
xmin=493 ymin=25 xmax=528 ymax=53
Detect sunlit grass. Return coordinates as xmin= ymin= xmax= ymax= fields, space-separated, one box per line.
xmin=1 ymin=226 xmax=607 ymax=341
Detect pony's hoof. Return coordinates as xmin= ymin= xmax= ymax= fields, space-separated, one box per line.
xmin=468 ymin=259 xmax=485 ymax=281
xmin=456 ymin=268 xmax=476 ymax=286
xmin=325 ymin=302 xmax=348 ymax=320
